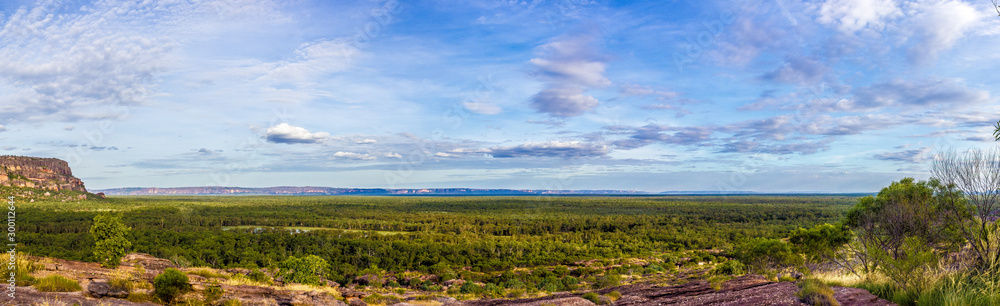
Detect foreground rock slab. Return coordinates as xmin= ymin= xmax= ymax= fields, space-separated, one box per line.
xmin=466 ymin=275 xmax=895 ymax=306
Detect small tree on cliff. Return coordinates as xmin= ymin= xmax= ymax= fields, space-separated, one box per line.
xmin=90 ymin=213 xmax=131 ymax=268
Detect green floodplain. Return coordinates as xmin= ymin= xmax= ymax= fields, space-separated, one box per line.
xmin=22 ymin=195 xmax=851 ymax=272
xmin=18 ymin=187 xmax=1000 ymax=305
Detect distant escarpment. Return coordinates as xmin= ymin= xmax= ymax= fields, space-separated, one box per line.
xmin=0 ymin=156 xmax=88 ymax=193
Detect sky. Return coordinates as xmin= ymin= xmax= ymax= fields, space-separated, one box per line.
xmin=1 ymin=0 xmax=999 ymax=192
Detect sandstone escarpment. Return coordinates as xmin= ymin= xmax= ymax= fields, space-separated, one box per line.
xmin=0 ymin=156 xmax=87 ymax=193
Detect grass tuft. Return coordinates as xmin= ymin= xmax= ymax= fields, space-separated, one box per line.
xmin=186 ymin=267 xmax=229 ymax=279
xmin=35 ymin=275 xmax=82 ymax=292
xmin=796 ymin=278 xmax=839 ymax=306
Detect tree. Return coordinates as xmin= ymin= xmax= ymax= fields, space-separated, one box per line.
xmin=279 ymin=255 xmax=329 ymax=285
xmin=839 ymin=178 xmax=964 ymax=281
xmin=90 ymin=213 xmax=131 ymax=268
xmin=994 ymin=120 xmax=1000 ymax=141
xmin=932 ymin=148 xmax=1000 ymax=270
xmin=789 ymin=223 xmax=852 ymax=264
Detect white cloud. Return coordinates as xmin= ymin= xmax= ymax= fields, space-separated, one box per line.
xmin=383 ymin=152 xmax=402 ymax=158
xmin=0 ymin=125 xmax=5 ymax=132
xmin=255 ymin=40 xmax=360 ymax=84
xmin=529 ymin=34 xmax=610 ymax=117
xmin=0 ymin=0 xmax=295 ymax=123
xmin=333 ymin=151 xmax=376 ymax=160
xmin=462 ymin=101 xmax=503 ymax=115
xmin=906 ymin=0 xmax=983 ymax=64
xmin=530 ymin=87 xmax=600 ymax=117
xmin=818 ymin=0 xmax=901 ymax=33
xmin=265 ymin=123 xmax=329 ymax=144
xmin=356 ymin=139 xmax=378 ymax=144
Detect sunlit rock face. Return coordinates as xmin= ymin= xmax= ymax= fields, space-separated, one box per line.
xmin=0 ymin=156 xmax=87 ymax=192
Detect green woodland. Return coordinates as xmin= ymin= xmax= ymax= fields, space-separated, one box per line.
xmin=21 ymin=195 xmax=851 ymax=284
xmin=19 ymin=175 xmax=1000 ymax=306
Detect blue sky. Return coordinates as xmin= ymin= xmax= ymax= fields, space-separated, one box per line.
xmin=1 ymin=0 xmax=998 ymax=192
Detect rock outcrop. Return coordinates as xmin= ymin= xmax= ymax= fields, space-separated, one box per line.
xmin=0 ymin=156 xmax=87 ymax=192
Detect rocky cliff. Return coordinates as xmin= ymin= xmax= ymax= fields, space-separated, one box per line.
xmin=0 ymin=156 xmax=88 ymax=193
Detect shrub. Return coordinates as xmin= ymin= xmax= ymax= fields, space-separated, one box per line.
xmin=789 ymin=223 xmax=852 ymax=263
xmin=484 ymin=283 xmax=504 ymax=298
xmin=593 ymin=274 xmax=621 ymax=289
xmin=108 ymin=277 xmax=133 ymax=292
xmin=796 ymin=279 xmax=839 ymax=306
xmin=35 ymin=275 xmax=81 ymax=292
xmin=247 ymin=269 xmax=271 ymax=284
xmin=606 ymin=290 xmax=621 ymax=300
xmin=459 ymin=282 xmax=483 ymax=294
xmin=223 ymin=300 xmax=243 ymax=306
xmin=712 ymin=259 xmax=746 ymax=276
xmin=581 ymin=292 xmax=601 ymax=304
xmin=732 ymin=238 xmax=802 ymax=272
xmin=204 ymin=280 xmax=224 ymax=304
xmin=154 ymin=268 xmax=192 ymax=303
xmin=386 ymin=280 xmax=400 ymax=287
xmin=279 ymin=255 xmax=329 ymax=285
xmin=363 ymin=293 xmax=401 ymax=305
xmin=562 ymin=276 xmax=580 ymax=289
xmin=552 ymin=266 xmax=570 ymax=277
xmin=460 ymin=282 xmax=484 ymax=294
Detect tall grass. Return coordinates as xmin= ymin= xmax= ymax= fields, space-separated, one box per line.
xmin=796 ymin=278 xmax=839 ymax=306
xmin=815 ymin=268 xmax=1000 ymax=306
xmin=35 ymin=275 xmax=82 ymax=292
xmin=914 ymin=271 xmax=1000 ymax=306
xmin=7 ymin=252 xmax=39 ymax=286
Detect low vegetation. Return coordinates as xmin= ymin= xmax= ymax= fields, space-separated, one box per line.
xmin=35 ymin=275 xmax=82 ymax=292
xmin=796 ymin=278 xmax=838 ymax=306
xmin=154 ymin=268 xmax=192 ymax=303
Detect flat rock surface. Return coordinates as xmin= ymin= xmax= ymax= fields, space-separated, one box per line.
xmin=464 ymin=275 xmax=895 ymax=306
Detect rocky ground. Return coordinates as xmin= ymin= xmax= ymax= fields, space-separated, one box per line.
xmin=17 ymin=254 xmax=893 ymax=306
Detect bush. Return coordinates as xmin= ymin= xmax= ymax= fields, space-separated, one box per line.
xmin=732 ymin=238 xmax=802 ymax=272
xmin=606 ymin=290 xmax=621 ymax=300
xmin=789 ymin=223 xmax=852 ymax=262
xmin=593 ymin=274 xmax=622 ymax=289
xmin=460 ymin=282 xmax=484 ymax=294
xmin=279 ymin=255 xmax=329 ymax=285
xmin=562 ymin=276 xmax=580 ymax=289
xmin=204 ymin=280 xmax=224 ymax=304
xmin=108 ymin=277 xmax=133 ymax=292
xmin=797 ymin=279 xmax=839 ymax=306
xmin=363 ymin=293 xmax=401 ymax=305
xmin=247 ymin=269 xmax=271 ymax=284
xmin=35 ymin=275 xmax=81 ymax=292
xmin=712 ymin=259 xmax=746 ymax=276
xmin=154 ymin=268 xmax=192 ymax=303
xmin=583 ymin=292 xmax=612 ymax=304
